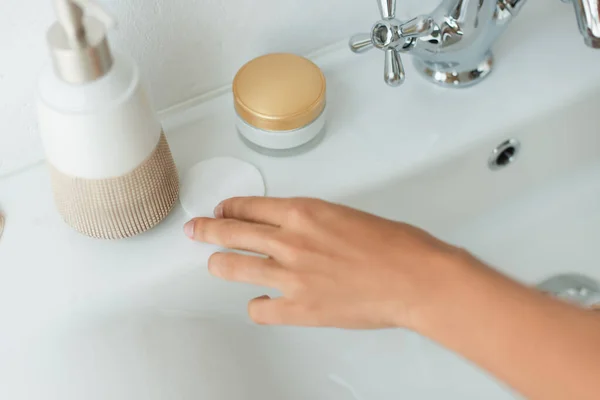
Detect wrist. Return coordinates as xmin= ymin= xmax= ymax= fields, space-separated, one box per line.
xmin=402 ymin=249 xmax=491 ymax=334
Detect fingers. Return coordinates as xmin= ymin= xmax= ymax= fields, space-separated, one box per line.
xmin=186 ymin=217 xmax=283 ymax=255
xmin=215 ymin=197 xmax=292 ymax=226
xmin=248 ymin=296 xmax=292 ymax=325
xmin=248 ymin=296 xmax=321 ymax=326
xmin=208 ymin=252 xmax=289 ymax=288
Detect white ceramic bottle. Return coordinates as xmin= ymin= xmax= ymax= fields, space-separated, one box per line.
xmin=36 ymin=0 xmax=179 ymax=240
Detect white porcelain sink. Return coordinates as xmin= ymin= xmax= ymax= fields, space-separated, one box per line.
xmin=2 ymin=4 xmax=600 ymax=399
xmin=7 ymin=87 xmax=600 ymax=400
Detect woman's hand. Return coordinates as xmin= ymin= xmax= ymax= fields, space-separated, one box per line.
xmin=184 ymin=197 xmax=473 ymax=330
xmin=184 ymin=197 xmax=600 ymax=400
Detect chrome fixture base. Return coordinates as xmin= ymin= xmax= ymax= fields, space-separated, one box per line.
xmin=585 ymin=37 xmax=600 ymax=49
xmin=538 ymin=274 xmax=600 ymax=309
xmin=414 ymin=53 xmax=494 ymax=88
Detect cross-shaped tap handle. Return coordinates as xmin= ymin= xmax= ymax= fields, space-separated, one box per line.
xmin=349 ymin=0 xmax=434 ymax=86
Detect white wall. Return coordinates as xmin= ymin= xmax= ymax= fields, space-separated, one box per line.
xmin=0 ymin=0 xmax=439 ymax=177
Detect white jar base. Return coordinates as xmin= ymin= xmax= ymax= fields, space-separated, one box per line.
xmin=235 ymin=107 xmax=327 ymax=156
xmin=237 ymin=126 xmax=326 ymax=157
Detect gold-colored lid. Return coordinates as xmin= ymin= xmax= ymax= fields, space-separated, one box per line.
xmin=233 ymin=53 xmax=326 ymax=131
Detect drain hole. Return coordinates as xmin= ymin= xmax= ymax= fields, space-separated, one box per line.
xmin=496 ymin=146 xmax=515 ymax=166
xmin=489 ymin=139 xmax=520 ymax=171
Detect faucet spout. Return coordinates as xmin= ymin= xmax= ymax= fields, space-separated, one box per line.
xmin=570 ymin=0 xmax=600 ymax=48
xmin=350 ymin=0 xmax=600 ymax=88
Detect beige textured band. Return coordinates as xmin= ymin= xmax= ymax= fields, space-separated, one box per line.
xmin=49 ymin=133 xmax=180 ymax=240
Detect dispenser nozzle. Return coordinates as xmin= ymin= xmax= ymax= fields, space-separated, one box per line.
xmin=48 ymin=0 xmax=116 ymax=84
xmin=70 ymin=0 xmax=116 ymax=29
xmin=54 ymin=0 xmax=116 ymax=45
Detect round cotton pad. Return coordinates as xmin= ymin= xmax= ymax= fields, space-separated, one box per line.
xmin=179 ymin=157 xmax=265 ymax=218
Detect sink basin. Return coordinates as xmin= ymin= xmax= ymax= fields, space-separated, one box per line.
xmin=2 ymin=5 xmax=600 ymax=399
xmin=6 ymin=88 xmax=600 ymax=400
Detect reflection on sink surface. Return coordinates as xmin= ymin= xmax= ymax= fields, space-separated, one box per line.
xmin=24 ymin=312 xmax=511 ymax=400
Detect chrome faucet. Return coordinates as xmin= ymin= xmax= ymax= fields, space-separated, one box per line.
xmin=350 ymin=0 xmax=600 ymax=87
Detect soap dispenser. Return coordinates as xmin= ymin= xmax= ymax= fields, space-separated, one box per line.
xmin=36 ymin=0 xmax=179 ymax=240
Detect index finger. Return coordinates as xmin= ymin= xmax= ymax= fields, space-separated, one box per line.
xmin=215 ymin=197 xmax=292 ymax=226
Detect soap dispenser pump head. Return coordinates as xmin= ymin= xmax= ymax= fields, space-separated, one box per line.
xmin=48 ymin=0 xmax=116 ymax=84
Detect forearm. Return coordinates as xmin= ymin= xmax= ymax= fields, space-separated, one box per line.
xmin=187 ymin=197 xmax=600 ymax=397
xmin=416 ymin=254 xmax=600 ymax=400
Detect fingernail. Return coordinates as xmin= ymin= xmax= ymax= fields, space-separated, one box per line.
xmin=214 ymin=202 xmax=224 ymax=218
xmin=184 ymin=220 xmax=195 ymax=238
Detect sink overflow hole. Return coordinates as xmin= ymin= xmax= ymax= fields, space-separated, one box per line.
xmin=489 ymin=139 xmax=520 ymax=171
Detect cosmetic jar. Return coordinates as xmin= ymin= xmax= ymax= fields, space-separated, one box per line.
xmin=233 ymin=53 xmax=327 ymax=156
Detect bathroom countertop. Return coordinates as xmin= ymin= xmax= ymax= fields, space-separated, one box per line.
xmin=1 ymin=2 xmax=599 ymax=346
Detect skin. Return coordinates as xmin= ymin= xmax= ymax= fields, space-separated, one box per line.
xmin=184 ymin=197 xmax=600 ymax=400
